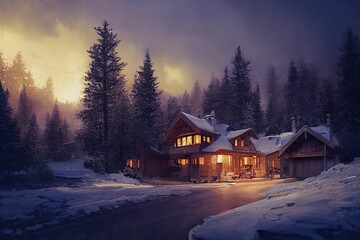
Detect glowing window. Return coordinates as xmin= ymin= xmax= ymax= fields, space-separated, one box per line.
xmin=217 ymin=155 xmax=223 ymax=163
xmin=193 ymin=158 xmax=198 ymax=165
xmin=194 ymin=135 xmax=201 ymax=144
xmin=182 ymin=137 xmax=187 ymax=146
xmin=240 ymin=139 xmax=245 ymax=147
xmin=187 ymin=135 xmax=193 ymax=145
xmin=207 ymin=137 xmax=211 ymax=142
xmin=235 ymin=139 xmax=238 ymax=146
xmin=203 ymin=136 xmax=206 ymax=142
xmin=178 ymin=158 xmax=189 ymax=165
xmin=199 ymin=157 xmax=205 ymax=165
xmin=127 ymin=159 xmax=140 ymax=168
xmin=177 ymin=138 xmax=182 ymax=147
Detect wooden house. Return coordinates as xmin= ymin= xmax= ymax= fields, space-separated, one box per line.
xmin=252 ymin=124 xmax=343 ymax=179
xmin=161 ymin=112 xmax=266 ymax=181
xmin=133 ymin=112 xmax=343 ymax=181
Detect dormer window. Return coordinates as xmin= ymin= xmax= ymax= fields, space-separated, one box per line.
xmin=235 ymin=139 xmax=238 ymax=146
xmin=175 ymin=134 xmax=202 ymax=147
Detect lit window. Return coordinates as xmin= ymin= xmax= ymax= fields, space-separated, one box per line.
xmin=178 ymin=158 xmax=189 ymax=165
xmin=207 ymin=137 xmax=211 ymax=142
xmin=217 ymin=155 xmax=223 ymax=163
xmin=240 ymin=139 xmax=244 ymax=147
xmin=193 ymin=158 xmax=198 ymax=165
xmin=127 ymin=159 xmax=140 ymax=168
xmin=235 ymin=139 xmax=238 ymax=146
xmin=182 ymin=137 xmax=187 ymax=146
xmin=203 ymin=136 xmax=206 ymax=142
xmin=187 ymin=136 xmax=193 ymax=145
xmin=177 ymin=138 xmax=182 ymax=147
xmin=199 ymin=157 xmax=205 ymax=165
xmin=243 ymin=157 xmax=249 ymax=165
xmin=194 ymin=135 xmax=201 ymax=144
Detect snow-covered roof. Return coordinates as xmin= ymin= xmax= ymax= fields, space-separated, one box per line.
xmin=181 ymin=112 xmax=216 ymax=134
xmin=203 ymin=135 xmax=233 ymax=152
xmin=227 ymin=128 xmax=252 ymax=140
xmin=252 ymin=132 xmax=294 ymax=155
xmin=310 ymin=125 xmax=339 ymax=146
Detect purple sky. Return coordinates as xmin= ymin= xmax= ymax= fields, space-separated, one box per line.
xmin=1 ymin=0 xmax=359 ymax=101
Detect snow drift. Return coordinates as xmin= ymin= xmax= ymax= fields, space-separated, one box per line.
xmin=191 ymin=158 xmax=360 ymax=240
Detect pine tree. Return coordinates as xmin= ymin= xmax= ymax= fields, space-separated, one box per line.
xmin=132 ymin=49 xmax=164 ymax=145
xmin=252 ymin=84 xmax=265 ymax=133
xmin=0 ymin=81 xmax=21 ymax=172
xmin=46 ymin=103 xmax=64 ymax=161
xmin=17 ymin=86 xmax=32 ymax=137
xmin=0 ymin=52 xmax=8 ymax=87
xmin=265 ymin=66 xmax=284 ymax=134
xmin=285 ymin=60 xmax=299 ymax=130
xmin=335 ymin=29 xmax=360 ymax=159
xmin=24 ymin=114 xmax=41 ymax=165
xmin=7 ymin=52 xmax=28 ymax=107
xmin=317 ymin=80 xmax=335 ymax=124
xmin=110 ymin=89 xmax=133 ymax=170
xmin=229 ymin=46 xmax=253 ymax=129
xmin=202 ymin=76 xmax=221 ymax=116
xmin=78 ymin=21 xmax=127 ymax=172
xmin=166 ymin=96 xmax=181 ymax=128
xmin=180 ymin=90 xmax=191 ymax=114
xmin=218 ymin=67 xmax=232 ymax=123
xmin=190 ymin=80 xmax=203 ymax=117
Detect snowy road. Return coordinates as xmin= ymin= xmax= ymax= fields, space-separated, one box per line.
xmin=9 ymin=181 xmax=281 ymax=240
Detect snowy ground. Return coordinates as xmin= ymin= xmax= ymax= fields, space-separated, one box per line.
xmin=0 ymin=159 xmax=192 ymax=236
xmin=191 ymin=158 xmax=360 ymax=240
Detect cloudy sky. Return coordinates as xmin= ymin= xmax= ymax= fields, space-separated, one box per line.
xmin=0 ymin=0 xmax=359 ymax=102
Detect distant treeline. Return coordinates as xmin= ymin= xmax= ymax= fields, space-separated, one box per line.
xmin=1 ymin=22 xmax=359 ymax=174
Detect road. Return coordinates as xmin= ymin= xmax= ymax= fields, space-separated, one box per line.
xmin=14 ymin=180 xmax=282 ymax=240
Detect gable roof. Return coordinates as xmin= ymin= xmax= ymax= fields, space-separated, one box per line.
xmin=203 ymin=135 xmax=233 ymax=152
xmin=181 ymin=112 xmax=216 ymax=134
xmin=227 ymin=128 xmax=258 ymax=140
xmin=252 ymin=132 xmax=294 ymax=155
xmin=279 ymin=125 xmax=337 ymax=155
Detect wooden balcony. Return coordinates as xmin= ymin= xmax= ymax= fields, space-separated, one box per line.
xmin=168 ymin=144 xmax=201 ymax=155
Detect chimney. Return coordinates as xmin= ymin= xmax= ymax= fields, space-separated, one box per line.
xmin=205 ymin=111 xmax=217 ymax=127
xmin=291 ymin=116 xmax=297 ymax=133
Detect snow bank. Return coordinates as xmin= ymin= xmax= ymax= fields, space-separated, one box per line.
xmin=191 ymin=158 xmax=360 ymax=240
xmin=0 ymin=159 xmax=192 ymax=236
xmin=47 ymin=158 xmax=140 ymax=184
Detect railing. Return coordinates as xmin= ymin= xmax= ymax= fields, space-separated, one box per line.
xmin=168 ymin=145 xmax=201 ymax=155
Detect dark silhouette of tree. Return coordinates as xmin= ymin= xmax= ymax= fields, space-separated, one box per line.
xmin=335 ymin=29 xmax=360 ymax=159
xmin=252 ymin=84 xmax=265 ymax=133
xmin=202 ymin=76 xmax=221 ymax=116
xmin=265 ymin=66 xmax=285 ymax=134
xmin=132 ymin=49 xmax=164 ymax=145
xmin=24 ymin=114 xmax=41 ymax=165
xmin=317 ymin=80 xmax=335 ymax=124
xmin=180 ymin=90 xmax=191 ymax=114
xmin=218 ymin=67 xmax=232 ymax=123
xmin=285 ymin=60 xmax=299 ymax=130
xmin=229 ymin=46 xmax=253 ymax=129
xmin=0 ymin=81 xmax=21 ymax=172
xmin=17 ymin=86 xmax=32 ymax=137
xmin=78 ymin=21 xmax=127 ymax=172
xmin=45 ymin=103 xmax=66 ymax=161
xmin=166 ymin=96 xmax=181 ymax=128
xmin=190 ymin=80 xmax=203 ymax=117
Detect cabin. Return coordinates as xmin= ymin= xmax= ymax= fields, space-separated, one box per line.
xmin=132 ymin=111 xmax=343 ymax=181
xmin=252 ymin=118 xmax=343 ymax=179
xmin=161 ymin=111 xmax=266 ymax=181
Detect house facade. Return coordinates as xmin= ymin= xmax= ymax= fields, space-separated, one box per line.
xmin=132 ymin=111 xmax=343 ymax=181
xmin=161 ymin=112 xmax=266 ymax=181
